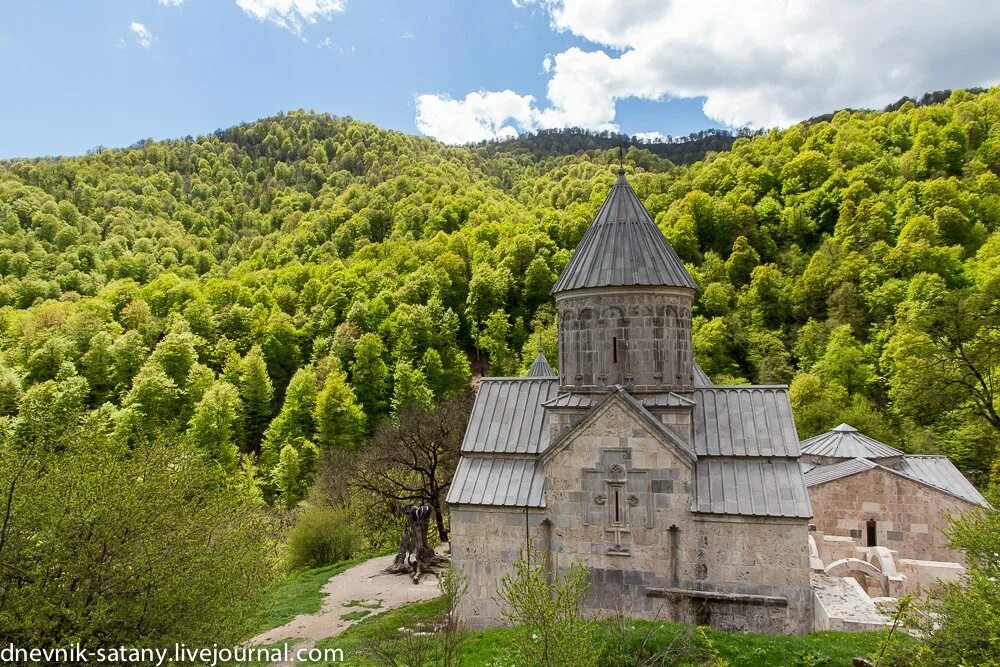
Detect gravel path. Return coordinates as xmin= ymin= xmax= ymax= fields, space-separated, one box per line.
xmin=248 ymin=554 xmax=441 ymax=664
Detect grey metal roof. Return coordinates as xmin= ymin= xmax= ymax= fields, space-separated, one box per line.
xmin=693 ymin=362 xmax=713 ymax=387
xmin=693 ymin=458 xmax=812 ymax=518
xmin=526 ymin=352 xmax=556 ymax=377
xmin=541 ymin=393 xmax=595 ymax=408
xmin=800 ymin=423 xmax=903 ymax=460
xmin=642 ymin=392 xmax=696 ymax=408
xmin=551 ymin=169 xmax=697 ymax=294
xmin=692 ymin=387 xmax=801 ymax=457
xmin=893 ymin=456 xmax=990 ymax=507
xmin=804 ymin=456 xmax=990 ymax=508
xmin=460 ymin=378 xmax=559 ymax=454
xmin=447 ymin=456 xmax=545 ymax=507
xmin=803 ymin=457 xmax=877 ymax=487
xmin=542 ymin=386 xmax=698 ymax=462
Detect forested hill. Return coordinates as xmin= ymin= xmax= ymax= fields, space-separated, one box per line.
xmin=3 ymin=86 xmax=1000 ymax=503
xmin=477 ymin=127 xmax=752 ymax=164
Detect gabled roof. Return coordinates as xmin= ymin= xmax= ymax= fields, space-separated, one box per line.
xmin=542 ymin=385 xmax=697 ymax=463
xmin=693 ymin=458 xmax=812 ymax=518
xmin=893 ymin=456 xmax=990 ymax=507
xmin=550 ymin=169 xmax=697 ymax=294
xmin=526 ymin=352 xmax=556 ymax=377
xmin=800 ymin=423 xmax=903 ymax=460
xmin=460 ymin=378 xmax=559 ymax=455
xmin=804 ymin=456 xmax=991 ymax=508
xmin=692 ymin=386 xmax=801 ymax=457
xmin=693 ymin=362 xmax=713 ymax=387
xmin=802 ymin=457 xmax=877 ymax=486
xmin=447 ymin=456 xmax=545 ymax=508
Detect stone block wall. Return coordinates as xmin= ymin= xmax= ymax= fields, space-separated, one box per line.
xmin=449 ymin=506 xmax=545 ymax=628
xmin=555 ymin=287 xmax=693 ymax=392
xmin=451 ymin=397 xmax=813 ymax=635
xmin=684 ymin=515 xmax=813 ymax=634
xmin=808 ymin=468 xmax=975 ymax=563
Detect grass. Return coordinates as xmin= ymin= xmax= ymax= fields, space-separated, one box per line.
xmin=296 ymin=596 xmax=909 ymax=666
xmin=341 ymin=609 xmax=372 ymax=621
xmin=256 ymin=548 xmax=393 ymax=633
xmin=345 ymin=599 xmax=383 ymax=609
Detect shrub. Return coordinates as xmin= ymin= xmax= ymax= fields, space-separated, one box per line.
xmin=913 ymin=494 xmax=1000 ymax=666
xmin=285 ymin=505 xmax=360 ymax=570
xmin=494 ymin=548 xmax=601 ymax=667
xmin=0 ymin=433 xmax=277 ymax=649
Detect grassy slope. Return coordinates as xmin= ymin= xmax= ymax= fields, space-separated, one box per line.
xmin=303 ymin=598 xmax=900 ymax=666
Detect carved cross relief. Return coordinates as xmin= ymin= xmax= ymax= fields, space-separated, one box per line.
xmin=582 ymin=449 xmax=653 ymax=555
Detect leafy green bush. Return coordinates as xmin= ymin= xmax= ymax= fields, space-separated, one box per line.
xmin=494 ymin=548 xmax=601 ymax=667
xmin=914 ymin=494 xmax=1000 ymax=666
xmin=285 ymin=505 xmax=360 ymax=570
xmin=0 ymin=418 xmax=277 ymax=649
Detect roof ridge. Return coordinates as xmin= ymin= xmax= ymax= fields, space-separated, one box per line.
xmin=479 ymin=376 xmax=559 ymax=382
xmin=695 ymin=385 xmax=790 ymax=391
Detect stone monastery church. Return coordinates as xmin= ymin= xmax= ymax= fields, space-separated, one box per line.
xmin=447 ymin=168 xmax=990 ymax=634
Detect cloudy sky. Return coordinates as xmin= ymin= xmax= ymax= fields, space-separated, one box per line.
xmin=2 ymin=0 xmax=999 ymax=157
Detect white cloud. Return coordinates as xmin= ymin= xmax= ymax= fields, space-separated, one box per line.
xmin=130 ymin=22 xmax=154 ymax=48
xmin=235 ymin=0 xmax=346 ymax=34
xmin=419 ymin=0 xmax=1000 ymax=142
xmin=415 ymin=90 xmax=539 ymax=144
xmin=633 ymin=131 xmax=667 ymax=142
xmin=157 ymin=0 xmax=185 ymax=6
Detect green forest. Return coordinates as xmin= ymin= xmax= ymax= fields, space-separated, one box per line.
xmin=3 ymin=86 xmax=1000 ymax=653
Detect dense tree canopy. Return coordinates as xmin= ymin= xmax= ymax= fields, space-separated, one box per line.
xmin=2 ymin=87 xmax=1000 ymax=513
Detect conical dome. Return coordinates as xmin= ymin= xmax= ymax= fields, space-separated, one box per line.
xmin=800 ymin=423 xmax=903 ymax=460
xmin=526 ymin=351 xmax=555 ymax=377
xmin=551 ymin=168 xmax=697 ymax=294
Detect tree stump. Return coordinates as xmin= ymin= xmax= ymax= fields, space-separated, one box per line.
xmin=386 ymin=505 xmax=446 ymax=583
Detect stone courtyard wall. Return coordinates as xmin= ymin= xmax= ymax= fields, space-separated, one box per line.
xmin=808 ymin=468 xmax=975 ymax=563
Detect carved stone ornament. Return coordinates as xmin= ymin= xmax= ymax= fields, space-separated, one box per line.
xmin=594 ymin=494 xmax=607 ymax=505
xmin=609 ymin=463 xmax=625 ymax=474
xmin=627 ymin=494 xmax=640 ymax=507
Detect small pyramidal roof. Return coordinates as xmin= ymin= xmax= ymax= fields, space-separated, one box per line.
xmin=800 ymin=423 xmax=903 ymax=460
xmin=526 ymin=351 xmax=556 ymax=377
xmin=551 ymin=168 xmax=698 ymax=294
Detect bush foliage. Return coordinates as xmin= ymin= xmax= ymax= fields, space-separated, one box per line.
xmin=285 ymin=505 xmax=361 ymax=570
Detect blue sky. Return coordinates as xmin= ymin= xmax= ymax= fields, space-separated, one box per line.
xmin=2 ymin=1 xmax=998 ymax=158
xmin=0 ymin=0 xmax=715 ymax=158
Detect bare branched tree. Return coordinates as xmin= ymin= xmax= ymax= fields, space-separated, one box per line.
xmin=352 ymin=392 xmax=472 ymax=542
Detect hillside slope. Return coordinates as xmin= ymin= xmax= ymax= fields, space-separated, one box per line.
xmin=2 ymin=87 xmax=1000 ymax=489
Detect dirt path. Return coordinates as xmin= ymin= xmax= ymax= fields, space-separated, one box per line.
xmin=249 ymin=554 xmax=441 ymax=664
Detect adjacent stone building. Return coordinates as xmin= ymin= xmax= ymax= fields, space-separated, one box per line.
xmin=802 ymin=424 xmax=990 ymax=563
xmin=447 ymin=169 xmax=814 ymax=634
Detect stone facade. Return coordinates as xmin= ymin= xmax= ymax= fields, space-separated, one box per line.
xmin=451 ymin=397 xmax=812 ymax=634
xmin=808 ymin=468 xmax=975 ymax=563
xmin=556 ymin=287 xmax=694 ymax=393
xmin=449 ymin=170 xmax=814 ymax=637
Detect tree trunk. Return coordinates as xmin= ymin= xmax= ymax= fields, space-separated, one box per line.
xmin=386 ymin=505 xmax=443 ymax=583
xmin=431 ymin=496 xmax=449 ymax=542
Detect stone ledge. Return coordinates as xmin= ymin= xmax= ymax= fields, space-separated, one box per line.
xmin=646 ymin=587 xmax=789 ymax=607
